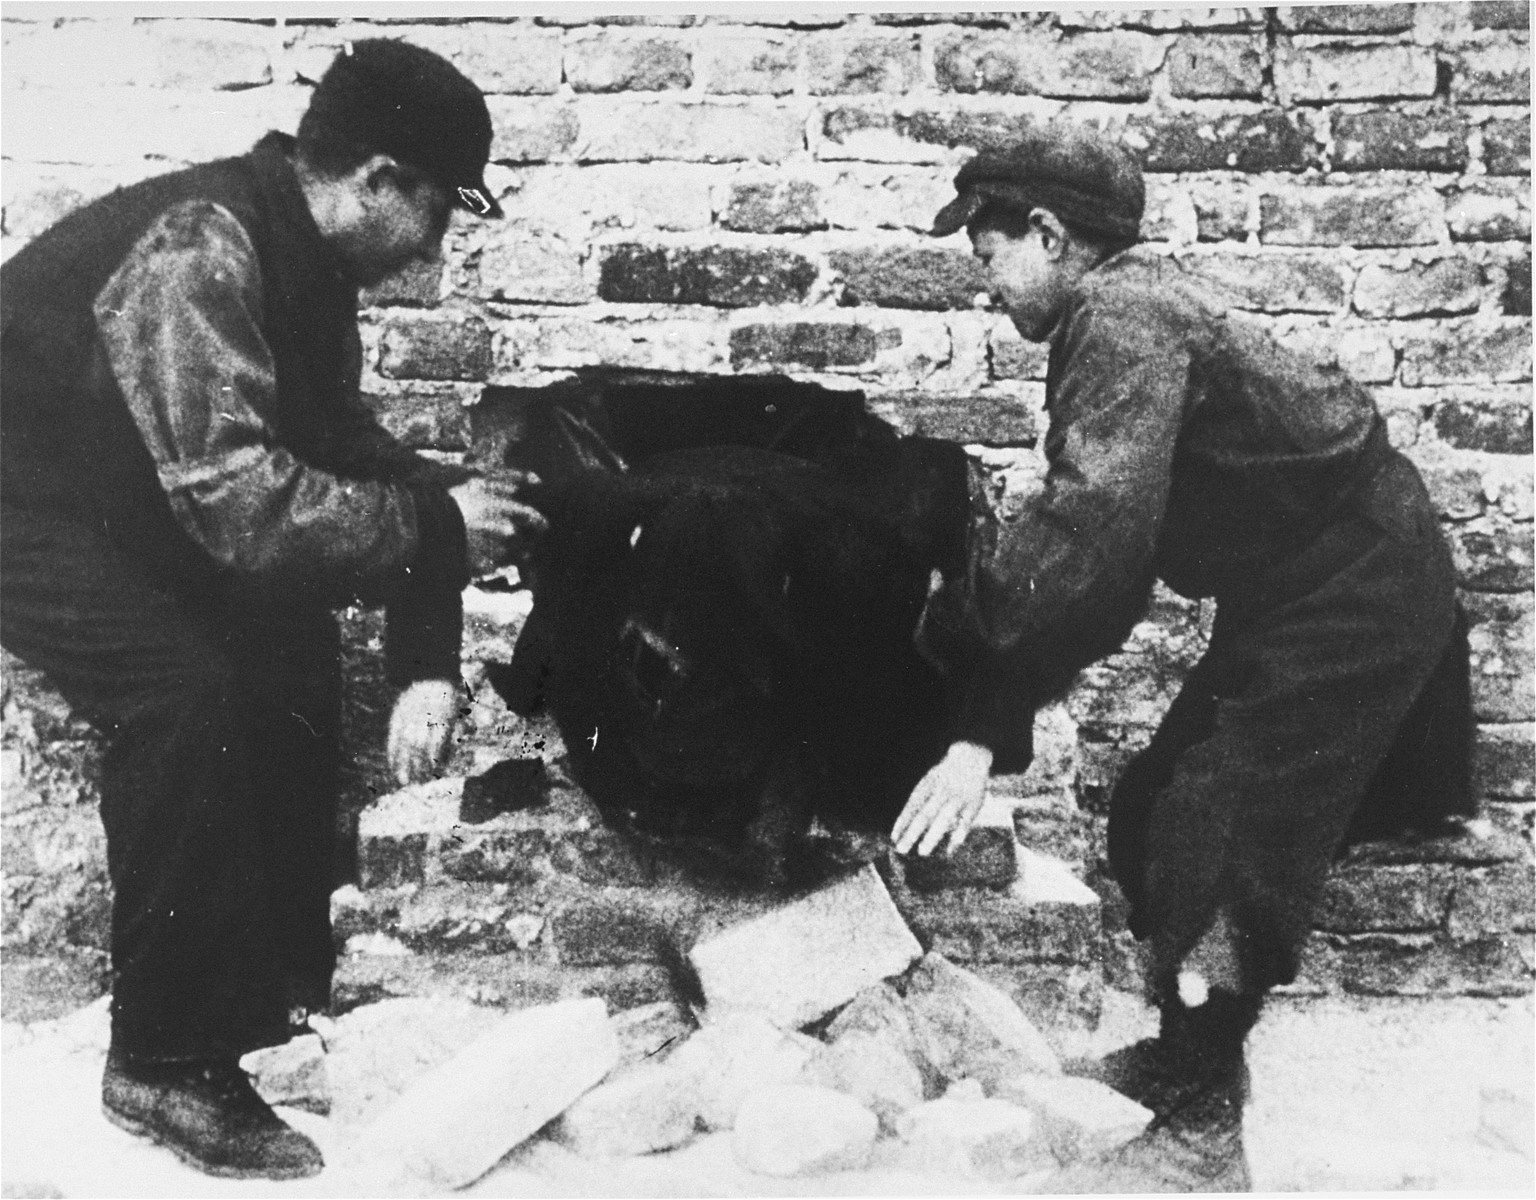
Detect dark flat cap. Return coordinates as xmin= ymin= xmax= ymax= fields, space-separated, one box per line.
xmin=930 ymin=122 xmax=1144 ymax=243
xmin=306 ymin=39 xmax=501 ymax=218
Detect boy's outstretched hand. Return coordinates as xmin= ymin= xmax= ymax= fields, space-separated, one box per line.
xmin=892 ymin=739 xmax=994 ymax=856
xmin=387 ymin=678 xmax=460 ymax=785
xmin=449 ymin=470 xmax=548 ymax=576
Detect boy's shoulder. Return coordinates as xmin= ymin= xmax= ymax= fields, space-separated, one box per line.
xmin=1066 ymin=249 xmax=1213 ymax=336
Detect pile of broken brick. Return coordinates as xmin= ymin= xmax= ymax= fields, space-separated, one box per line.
xmin=245 ymin=864 xmax=1151 ymax=1190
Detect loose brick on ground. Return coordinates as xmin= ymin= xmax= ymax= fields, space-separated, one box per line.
xmin=345 ymin=997 xmax=618 ymax=1188
xmin=902 ymin=952 xmax=1062 ymax=1089
xmin=891 ymin=1094 xmax=1052 ymax=1180
xmin=663 ymin=1010 xmax=822 ymax=1130
xmin=732 ymin=1084 xmax=879 ymax=1176
xmin=995 ymin=1073 xmax=1153 ymax=1164
xmin=555 ymin=1058 xmax=699 ymax=1157
xmin=687 ymin=865 xmax=922 ymax=1029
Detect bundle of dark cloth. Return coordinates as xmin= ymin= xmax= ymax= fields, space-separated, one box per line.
xmin=488 ymin=376 xmax=976 ymax=886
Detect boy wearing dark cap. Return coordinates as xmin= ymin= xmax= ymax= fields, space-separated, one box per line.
xmin=1 ymin=40 xmax=541 ymax=1179
xmin=894 ymin=122 xmax=1472 ymax=1190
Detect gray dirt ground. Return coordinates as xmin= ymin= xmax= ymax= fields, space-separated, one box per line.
xmin=2 ymin=991 xmax=1531 ymax=1198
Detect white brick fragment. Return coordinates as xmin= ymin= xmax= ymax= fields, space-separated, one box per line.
xmin=688 ymin=864 xmax=922 ymax=1029
xmin=732 ymin=1084 xmax=879 ymax=1176
xmin=996 ymin=1073 xmax=1155 ymax=1164
xmin=346 ymin=997 xmax=617 ymax=1189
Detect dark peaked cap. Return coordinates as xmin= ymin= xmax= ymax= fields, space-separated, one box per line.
xmin=305 ymin=38 xmax=502 ymax=218
xmin=930 ymin=122 xmax=1144 ymax=243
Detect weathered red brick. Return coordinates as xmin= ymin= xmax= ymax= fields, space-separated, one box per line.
xmin=1315 ymin=866 xmax=1456 ymax=934
xmin=598 ymin=243 xmax=817 ymax=307
xmin=1451 ymin=43 xmax=1532 ymax=102
xmin=550 ymin=890 xmax=675 ymax=965
xmin=1260 ymin=186 xmax=1443 ymax=246
xmin=935 ymin=30 xmax=1167 ymax=99
xmin=832 ymin=246 xmax=988 ymax=311
xmin=730 ymin=322 xmax=900 ymax=370
xmin=1173 ymin=251 xmax=1348 ymax=313
xmin=1483 ymin=117 xmax=1532 ymax=176
xmin=486 ymin=97 xmax=580 ymax=163
xmin=1306 ymin=931 xmax=1535 ymax=997
xmin=1450 ymin=516 xmax=1536 ymax=592
xmin=369 ymin=23 xmax=563 ymax=94
xmin=695 ymin=31 xmax=797 ymax=95
xmin=1474 ymin=723 xmax=1536 ymax=801
xmin=1447 ymin=182 xmax=1532 ymax=243
xmin=1167 ymin=34 xmax=1264 ymax=98
xmin=379 ymin=316 xmax=493 ymax=381
xmin=1472 ymin=0 xmax=1531 ymax=28
xmin=478 ymin=233 xmax=592 ymax=305
xmin=362 ymin=257 xmax=444 ymax=309
xmin=1277 ymin=42 xmax=1438 ymax=101
xmin=1399 ymin=321 xmax=1532 ymax=385
xmin=1332 ymin=110 xmax=1470 ymax=172
xmin=1448 ymin=865 xmax=1536 ymax=938
xmin=579 ymin=101 xmax=804 ymax=163
xmin=1465 ymin=591 xmax=1535 ymax=724
xmin=1129 ymin=110 xmax=1313 ymax=173
xmin=1276 ymin=4 xmax=1417 ymax=32
xmin=721 ymin=179 xmax=825 ymax=233
xmin=807 ymin=33 xmax=922 ymax=94
xmin=1505 ymin=255 xmax=1532 ymax=317
xmin=1433 ymin=392 xmax=1533 ymax=453
xmin=565 ymin=31 xmax=692 ymax=92
xmin=1353 ymin=257 xmax=1487 ymax=319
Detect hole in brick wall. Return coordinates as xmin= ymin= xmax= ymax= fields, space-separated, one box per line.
xmin=475 ymin=371 xmax=882 ymax=478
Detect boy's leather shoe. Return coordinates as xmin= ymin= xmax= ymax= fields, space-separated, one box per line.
xmin=102 ymin=1048 xmax=323 ymax=1180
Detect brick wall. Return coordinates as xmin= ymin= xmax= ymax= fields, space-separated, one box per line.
xmin=2 ymin=7 xmax=1530 ymax=1008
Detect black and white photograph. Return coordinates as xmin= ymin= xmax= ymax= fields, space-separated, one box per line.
xmin=1 ymin=0 xmax=1531 ymax=1194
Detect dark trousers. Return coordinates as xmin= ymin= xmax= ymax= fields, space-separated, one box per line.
xmin=1107 ymin=456 xmax=1473 ymax=996
xmin=1 ymin=509 xmax=340 ymax=1060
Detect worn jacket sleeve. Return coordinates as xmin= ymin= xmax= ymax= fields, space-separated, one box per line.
xmin=94 ymin=201 xmax=468 ymax=682
xmin=922 ymin=287 xmax=1191 ymax=751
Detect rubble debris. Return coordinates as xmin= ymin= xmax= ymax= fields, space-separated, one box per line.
xmin=345 ymin=996 xmax=618 ymax=1189
xmin=241 ymin=1033 xmax=328 ymax=1115
xmin=892 ymin=1093 xmax=1053 ymax=1181
xmin=995 ymin=1072 xmax=1154 ymax=1164
xmin=732 ymin=1084 xmax=879 ymax=1176
xmin=802 ymin=1029 xmax=924 ymax=1133
xmin=1017 ymin=845 xmax=1102 ymax=905
xmin=688 ymin=864 xmax=922 ymax=1029
xmin=903 ymin=952 xmax=1062 ymax=1089
xmin=610 ymin=999 xmax=694 ymax=1069
xmin=325 ymin=995 xmax=503 ymax=1128
xmin=555 ymin=1058 xmax=699 ymax=1158
xmin=460 ymin=756 xmax=550 ymax=823
xmin=664 ymin=1009 xmax=822 ymax=1130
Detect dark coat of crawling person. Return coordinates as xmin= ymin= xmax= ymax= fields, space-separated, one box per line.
xmin=0 ymin=41 xmax=544 ymax=1180
xmin=896 ymin=121 xmax=1474 ymax=1191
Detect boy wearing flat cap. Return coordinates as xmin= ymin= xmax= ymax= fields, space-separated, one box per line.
xmin=894 ymin=122 xmax=1472 ymax=1190
xmin=1 ymin=40 xmax=543 ymax=1178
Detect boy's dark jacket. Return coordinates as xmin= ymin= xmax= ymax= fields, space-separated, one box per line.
xmin=0 ymin=133 xmax=468 ymax=682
